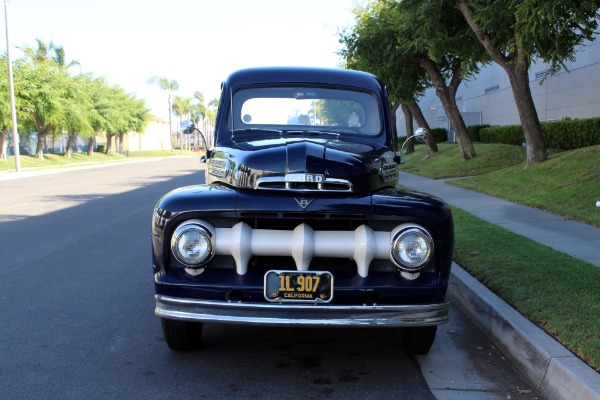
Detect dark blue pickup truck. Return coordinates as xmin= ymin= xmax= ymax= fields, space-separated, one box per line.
xmin=151 ymin=67 xmax=453 ymax=354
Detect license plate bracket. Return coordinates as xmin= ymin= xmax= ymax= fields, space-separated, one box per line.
xmin=264 ymin=270 xmax=333 ymax=303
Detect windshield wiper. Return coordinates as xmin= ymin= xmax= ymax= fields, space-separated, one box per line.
xmin=231 ymin=128 xmax=283 ymax=135
xmin=285 ymin=130 xmax=341 ymax=138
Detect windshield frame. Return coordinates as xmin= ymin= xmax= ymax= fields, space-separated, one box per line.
xmin=227 ymin=85 xmax=384 ymax=138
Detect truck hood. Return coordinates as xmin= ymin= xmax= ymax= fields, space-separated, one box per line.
xmin=206 ymin=137 xmax=398 ymax=194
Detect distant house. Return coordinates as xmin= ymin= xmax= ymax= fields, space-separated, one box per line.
xmin=125 ymin=116 xmax=172 ymax=152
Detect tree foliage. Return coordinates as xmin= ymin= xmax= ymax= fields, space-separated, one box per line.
xmin=454 ymin=0 xmax=600 ymax=166
xmin=340 ymin=0 xmax=490 ymax=160
xmin=0 ymin=39 xmax=150 ymax=161
xmin=339 ymin=0 xmax=600 ymax=166
xmin=14 ymin=58 xmax=67 ymax=159
xmin=339 ymin=1 xmax=437 ymax=157
xmin=0 ymin=57 xmax=12 ymax=161
xmin=62 ymin=74 xmax=96 ymax=158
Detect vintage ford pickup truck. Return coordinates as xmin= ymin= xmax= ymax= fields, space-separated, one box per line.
xmin=152 ymin=67 xmax=453 ymax=354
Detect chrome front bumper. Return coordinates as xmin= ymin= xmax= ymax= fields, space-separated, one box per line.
xmin=155 ymin=295 xmax=449 ymax=327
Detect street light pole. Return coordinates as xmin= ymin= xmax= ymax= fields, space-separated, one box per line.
xmin=4 ymin=0 xmax=20 ymax=172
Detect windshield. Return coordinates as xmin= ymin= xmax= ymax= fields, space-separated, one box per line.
xmin=229 ymin=87 xmax=382 ymax=136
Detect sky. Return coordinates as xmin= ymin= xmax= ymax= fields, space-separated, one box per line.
xmin=2 ymin=0 xmax=361 ymax=120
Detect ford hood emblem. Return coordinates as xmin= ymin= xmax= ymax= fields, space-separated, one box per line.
xmin=294 ymin=198 xmax=314 ymax=209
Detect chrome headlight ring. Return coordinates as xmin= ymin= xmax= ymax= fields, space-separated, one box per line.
xmin=390 ymin=224 xmax=434 ymax=272
xmin=170 ymin=220 xmax=216 ymax=267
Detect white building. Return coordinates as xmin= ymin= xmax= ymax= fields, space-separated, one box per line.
xmin=126 ymin=116 xmax=172 ymax=151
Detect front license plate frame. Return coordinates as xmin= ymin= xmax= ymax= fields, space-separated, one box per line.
xmin=264 ymin=270 xmax=334 ymax=303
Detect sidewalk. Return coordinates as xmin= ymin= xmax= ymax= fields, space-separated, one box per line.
xmin=400 ymin=172 xmax=600 ymax=400
xmin=400 ymin=172 xmax=600 ymax=267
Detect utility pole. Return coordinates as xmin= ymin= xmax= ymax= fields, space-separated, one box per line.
xmin=4 ymin=0 xmax=20 ymax=171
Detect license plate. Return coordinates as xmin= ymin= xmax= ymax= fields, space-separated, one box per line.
xmin=264 ymin=270 xmax=333 ymax=303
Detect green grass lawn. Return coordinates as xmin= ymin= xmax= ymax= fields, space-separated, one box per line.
xmin=453 ymin=207 xmax=600 ymax=371
xmin=400 ymin=142 xmax=527 ymax=179
xmin=401 ymin=143 xmax=600 ymax=227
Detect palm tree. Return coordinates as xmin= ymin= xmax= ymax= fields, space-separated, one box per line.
xmin=22 ymin=39 xmax=79 ymax=68
xmin=204 ymin=98 xmax=219 ymax=148
xmin=172 ymin=96 xmax=192 ymax=150
xmin=21 ymin=38 xmax=54 ymax=62
xmin=193 ymin=91 xmax=207 ymax=115
xmin=148 ymin=76 xmax=179 ymax=151
xmin=192 ymin=90 xmax=207 ymax=123
xmin=53 ymin=46 xmax=80 ymax=70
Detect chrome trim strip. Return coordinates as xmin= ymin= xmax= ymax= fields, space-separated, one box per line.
xmin=255 ymin=176 xmax=353 ymax=192
xmin=155 ymin=295 xmax=449 ymax=327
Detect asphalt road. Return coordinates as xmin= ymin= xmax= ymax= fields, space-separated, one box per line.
xmin=0 ymin=157 xmax=543 ymax=399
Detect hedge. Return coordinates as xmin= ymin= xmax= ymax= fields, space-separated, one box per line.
xmin=429 ymin=127 xmax=448 ymax=143
xmin=466 ymin=124 xmax=490 ymax=142
xmin=478 ymin=117 xmax=600 ymax=150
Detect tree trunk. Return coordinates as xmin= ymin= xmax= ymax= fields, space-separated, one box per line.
xmin=168 ymin=97 xmax=174 ymax=152
xmin=407 ymin=102 xmax=438 ymax=157
xmin=400 ymin=104 xmax=415 ymax=155
xmin=455 ymin=0 xmax=546 ymax=166
xmin=35 ymin=127 xmax=51 ymax=160
xmin=35 ymin=134 xmax=44 ymax=159
xmin=87 ymin=136 xmax=95 ymax=156
xmin=505 ymin=63 xmax=547 ymax=166
xmin=118 ymin=132 xmax=127 ymax=154
xmin=0 ymin=130 xmax=7 ymax=161
xmin=106 ymin=133 xmax=115 ymax=155
xmin=65 ymin=132 xmax=76 ymax=158
xmin=417 ymin=56 xmax=476 ymax=160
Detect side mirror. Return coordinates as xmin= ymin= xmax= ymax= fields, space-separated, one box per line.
xmin=180 ymin=120 xmax=196 ymax=135
xmin=414 ymin=127 xmax=428 ymax=142
xmin=397 ymin=127 xmax=429 ymax=164
xmin=179 ymin=120 xmax=210 ymax=164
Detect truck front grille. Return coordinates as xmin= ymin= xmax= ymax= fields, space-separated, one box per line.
xmin=209 ymin=222 xmax=392 ymax=278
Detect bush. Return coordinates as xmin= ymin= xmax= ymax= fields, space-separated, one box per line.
xmin=467 ymin=124 xmax=490 ymax=142
xmin=429 ymin=127 xmax=447 ymax=143
xmin=479 ymin=125 xmax=524 ymax=145
xmin=478 ymin=117 xmax=600 ymax=150
xmin=542 ymin=118 xmax=600 ymax=150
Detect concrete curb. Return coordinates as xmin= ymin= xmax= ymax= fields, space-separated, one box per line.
xmin=448 ymin=263 xmax=600 ymax=400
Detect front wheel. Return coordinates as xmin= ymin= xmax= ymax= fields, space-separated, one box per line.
xmin=401 ymin=326 xmax=437 ymax=355
xmin=161 ymin=318 xmax=204 ymax=351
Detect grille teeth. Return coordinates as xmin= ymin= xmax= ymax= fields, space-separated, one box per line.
xmin=213 ymin=222 xmax=390 ymax=278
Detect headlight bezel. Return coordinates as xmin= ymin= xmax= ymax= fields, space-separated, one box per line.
xmin=170 ymin=220 xmax=215 ymax=267
xmin=390 ymin=224 xmax=434 ymax=272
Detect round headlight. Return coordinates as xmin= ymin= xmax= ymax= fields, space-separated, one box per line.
xmin=391 ymin=226 xmax=433 ymax=271
xmin=171 ymin=222 xmax=214 ymax=266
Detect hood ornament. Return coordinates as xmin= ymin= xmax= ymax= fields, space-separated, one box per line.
xmin=294 ymin=198 xmax=314 ymax=209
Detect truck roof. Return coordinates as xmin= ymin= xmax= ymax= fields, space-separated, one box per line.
xmin=222 ymin=66 xmax=385 ymax=93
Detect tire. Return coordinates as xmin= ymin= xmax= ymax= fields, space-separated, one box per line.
xmin=401 ymin=326 xmax=437 ymax=355
xmin=161 ymin=318 xmax=204 ymax=351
